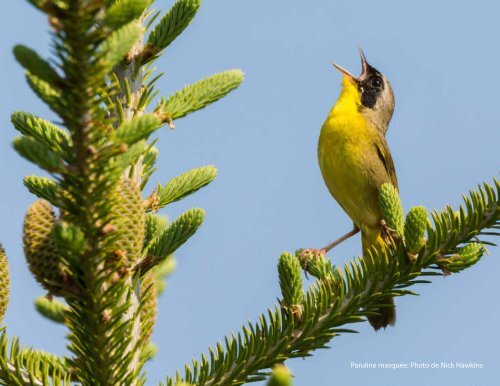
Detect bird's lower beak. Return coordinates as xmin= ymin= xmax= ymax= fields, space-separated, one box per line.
xmin=332 ymin=63 xmax=356 ymax=81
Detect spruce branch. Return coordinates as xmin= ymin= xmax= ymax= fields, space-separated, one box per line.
xmin=438 ymin=242 xmax=484 ymax=273
xmin=97 ymin=21 xmax=143 ymax=73
xmin=165 ymin=180 xmax=499 ymax=386
xmin=0 ymin=331 xmax=71 ymax=386
xmin=140 ymin=144 xmax=159 ymax=188
xmin=115 ymin=140 xmax=148 ymax=177
xmin=104 ymin=0 xmax=153 ymax=29
xmin=13 ymin=137 xmax=63 ymax=173
xmin=115 ymin=113 xmax=161 ymax=145
xmin=156 ymin=70 xmax=244 ymax=124
xmin=144 ymin=214 xmax=168 ymax=249
xmin=11 ymin=112 xmax=72 ymax=162
xmin=13 ymin=46 xmax=60 ymax=85
xmin=25 ymin=0 xmax=61 ymax=14
xmin=141 ymin=208 xmax=205 ymax=272
xmin=34 ymin=297 xmax=67 ymax=324
xmin=152 ymin=257 xmax=176 ymax=295
xmin=142 ymin=0 xmax=202 ymax=63
xmin=150 ymin=166 xmax=218 ymax=210
xmin=25 ymin=72 xmax=63 ymax=116
xmin=141 ymin=342 xmax=158 ymax=363
xmin=26 ymin=0 xmax=48 ymax=13
xmin=142 ymin=212 xmax=176 ymax=295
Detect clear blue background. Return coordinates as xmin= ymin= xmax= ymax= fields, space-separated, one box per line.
xmin=1 ymin=1 xmax=499 ymax=385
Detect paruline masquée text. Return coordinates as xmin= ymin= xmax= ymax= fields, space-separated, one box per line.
xmin=350 ymin=361 xmax=483 ymax=370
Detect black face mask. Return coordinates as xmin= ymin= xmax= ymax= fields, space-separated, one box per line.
xmin=358 ymin=65 xmax=384 ymax=109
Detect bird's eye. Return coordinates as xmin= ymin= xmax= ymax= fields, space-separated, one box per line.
xmin=370 ymin=77 xmax=382 ymax=88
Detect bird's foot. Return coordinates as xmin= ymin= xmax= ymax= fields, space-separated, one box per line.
xmin=380 ymin=219 xmax=403 ymax=253
xmin=295 ymin=248 xmax=327 ymax=279
xmin=380 ymin=219 xmax=394 ymax=244
xmin=380 ymin=220 xmax=417 ymax=262
xmin=296 ymin=248 xmax=326 ymax=266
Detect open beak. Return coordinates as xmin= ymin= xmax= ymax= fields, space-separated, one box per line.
xmin=358 ymin=48 xmax=368 ymax=75
xmin=332 ymin=62 xmax=356 ymax=80
xmin=332 ymin=48 xmax=369 ymax=80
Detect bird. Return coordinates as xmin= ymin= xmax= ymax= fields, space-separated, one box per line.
xmin=317 ymin=49 xmax=398 ymax=330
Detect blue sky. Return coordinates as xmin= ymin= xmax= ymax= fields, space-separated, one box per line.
xmin=1 ymin=1 xmax=499 ymax=385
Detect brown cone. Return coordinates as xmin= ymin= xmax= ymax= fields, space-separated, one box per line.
xmin=113 ymin=179 xmax=145 ymax=266
xmin=23 ymin=200 xmax=65 ymax=295
xmin=0 ymin=245 xmax=10 ymax=321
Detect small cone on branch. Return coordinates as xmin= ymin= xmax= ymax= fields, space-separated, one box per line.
xmin=113 ymin=178 xmax=145 ymax=266
xmin=23 ymin=200 xmax=66 ymax=295
xmin=0 ymin=245 xmax=10 ymax=321
xmin=404 ymin=206 xmax=428 ymax=259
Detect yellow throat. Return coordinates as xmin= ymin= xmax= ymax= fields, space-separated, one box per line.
xmin=331 ymin=75 xmax=362 ymax=116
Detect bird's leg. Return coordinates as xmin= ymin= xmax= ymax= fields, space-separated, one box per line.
xmin=320 ymin=226 xmax=360 ymax=253
xmin=297 ymin=227 xmax=360 ymax=276
xmin=380 ymin=219 xmax=394 ymax=245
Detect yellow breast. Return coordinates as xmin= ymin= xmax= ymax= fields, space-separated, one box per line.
xmin=317 ymin=76 xmax=383 ymax=230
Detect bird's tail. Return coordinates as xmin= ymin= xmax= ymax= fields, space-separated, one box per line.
xmin=362 ymin=228 xmax=396 ymax=331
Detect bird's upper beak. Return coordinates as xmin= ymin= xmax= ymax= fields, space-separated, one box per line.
xmin=332 ymin=48 xmax=369 ymax=82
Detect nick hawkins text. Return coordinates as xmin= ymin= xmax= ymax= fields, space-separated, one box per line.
xmin=350 ymin=362 xmax=483 ymax=370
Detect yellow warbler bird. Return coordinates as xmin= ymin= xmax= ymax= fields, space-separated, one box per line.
xmin=317 ymin=49 xmax=397 ymax=330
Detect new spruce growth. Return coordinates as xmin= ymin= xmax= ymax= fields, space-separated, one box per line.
xmin=404 ymin=206 xmax=428 ymax=259
xmin=267 ymin=365 xmax=293 ymax=386
xmin=278 ymin=253 xmax=304 ymax=318
xmin=379 ymin=182 xmax=404 ymax=236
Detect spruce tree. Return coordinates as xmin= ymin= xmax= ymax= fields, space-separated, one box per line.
xmin=0 ymin=1 xmax=498 ymax=386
